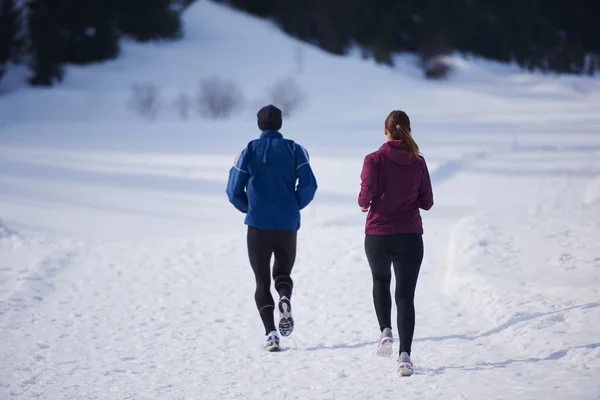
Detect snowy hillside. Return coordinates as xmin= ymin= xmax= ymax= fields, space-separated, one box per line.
xmin=1 ymin=1 xmax=600 ymax=399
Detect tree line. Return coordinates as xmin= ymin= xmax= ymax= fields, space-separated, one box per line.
xmin=2 ymin=0 xmax=599 ymax=87
xmin=0 ymin=0 xmax=193 ymax=86
xmin=213 ymin=0 xmax=600 ymax=77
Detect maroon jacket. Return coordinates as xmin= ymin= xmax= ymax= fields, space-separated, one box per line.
xmin=358 ymin=141 xmax=434 ymax=235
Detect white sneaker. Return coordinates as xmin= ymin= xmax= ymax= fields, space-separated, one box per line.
xmin=397 ymin=352 xmax=414 ymax=377
xmin=376 ymin=327 xmax=393 ymax=357
xmin=278 ymin=296 xmax=294 ymax=337
xmin=265 ymin=331 xmax=280 ymax=352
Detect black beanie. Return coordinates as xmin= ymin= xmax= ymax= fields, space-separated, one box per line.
xmin=257 ymin=105 xmax=282 ymax=131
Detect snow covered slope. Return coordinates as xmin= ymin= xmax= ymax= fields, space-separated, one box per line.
xmin=1 ymin=1 xmax=600 ymax=399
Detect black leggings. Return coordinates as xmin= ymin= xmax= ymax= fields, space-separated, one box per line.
xmin=247 ymin=226 xmax=297 ymax=334
xmin=365 ymin=233 xmax=423 ymax=355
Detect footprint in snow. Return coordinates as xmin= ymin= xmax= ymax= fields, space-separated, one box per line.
xmin=533 ymin=314 xmax=566 ymax=329
xmin=21 ymin=376 xmax=37 ymax=386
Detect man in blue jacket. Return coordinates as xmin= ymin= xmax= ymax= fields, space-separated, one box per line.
xmin=227 ymin=104 xmax=317 ymax=352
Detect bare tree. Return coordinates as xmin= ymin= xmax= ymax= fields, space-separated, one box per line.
xmin=196 ymin=76 xmax=244 ymax=119
xmin=173 ymin=92 xmax=192 ymax=120
xmin=267 ymin=76 xmax=306 ymax=117
xmin=129 ymin=83 xmax=161 ymax=120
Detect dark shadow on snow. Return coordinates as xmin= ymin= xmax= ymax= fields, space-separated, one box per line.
xmin=420 ymin=342 xmax=600 ymax=375
xmin=303 ymin=340 xmax=379 ymax=352
xmin=468 ymin=166 xmax=600 ymax=178
xmin=0 ymin=159 xmax=224 ymax=195
xmin=414 ymin=302 xmax=600 ymax=343
xmin=0 ymin=158 xmax=353 ymax=209
xmin=298 ymin=303 xmax=600 ymax=356
xmin=429 ymin=152 xmax=488 ymax=184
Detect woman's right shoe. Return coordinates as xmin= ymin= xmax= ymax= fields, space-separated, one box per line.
xmin=376 ymin=327 xmax=394 ymax=357
xmin=397 ymin=352 xmax=414 ymax=377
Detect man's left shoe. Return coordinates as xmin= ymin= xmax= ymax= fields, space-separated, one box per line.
xmin=265 ymin=331 xmax=280 ymax=352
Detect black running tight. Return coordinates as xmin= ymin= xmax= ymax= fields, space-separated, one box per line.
xmin=365 ymin=233 xmax=423 ymax=355
xmin=247 ymin=226 xmax=297 ymax=335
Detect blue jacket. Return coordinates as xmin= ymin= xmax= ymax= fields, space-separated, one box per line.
xmin=226 ymin=130 xmax=318 ymax=230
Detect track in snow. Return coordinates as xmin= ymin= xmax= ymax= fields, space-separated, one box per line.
xmin=2 ymin=144 xmax=600 ymax=399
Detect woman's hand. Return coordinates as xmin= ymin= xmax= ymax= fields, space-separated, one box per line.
xmin=360 ymin=205 xmax=370 ymax=212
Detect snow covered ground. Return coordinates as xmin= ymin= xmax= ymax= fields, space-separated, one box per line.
xmin=1 ymin=1 xmax=600 ymax=399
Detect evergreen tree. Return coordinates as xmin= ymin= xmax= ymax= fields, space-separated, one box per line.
xmin=12 ymin=0 xmax=600 ymax=85
xmin=60 ymin=0 xmax=120 ymax=64
xmin=0 ymin=0 xmax=21 ymax=81
xmin=27 ymin=0 xmax=64 ymax=86
xmin=218 ymin=0 xmax=600 ymax=76
xmin=118 ymin=0 xmax=182 ymax=42
xmin=214 ymin=0 xmax=274 ymax=17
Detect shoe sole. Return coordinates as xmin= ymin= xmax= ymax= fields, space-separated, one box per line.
xmin=266 ymin=344 xmax=281 ymax=352
xmin=398 ymin=363 xmax=414 ymax=377
xmin=278 ymin=298 xmax=294 ymax=337
xmin=376 ymin=337 xmax=393 ymax=357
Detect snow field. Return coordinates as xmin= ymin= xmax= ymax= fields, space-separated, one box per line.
xmin=1 ymin=1 xmax=600 ymax=399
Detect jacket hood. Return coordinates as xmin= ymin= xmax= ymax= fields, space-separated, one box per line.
xmin=257 ymin=104 xmax=282 ymax=131
xmin=380 ymin=140 xmax=416 ymax=165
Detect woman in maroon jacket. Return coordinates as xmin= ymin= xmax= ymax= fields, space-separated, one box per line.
xmin=358 ymin=110 xmax=434 ymax=377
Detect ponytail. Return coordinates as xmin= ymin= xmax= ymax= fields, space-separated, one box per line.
xmin=395 ymin=125 xmax=420 ymax=159
xmin=385 ymin=110 xmax=421 ymax=160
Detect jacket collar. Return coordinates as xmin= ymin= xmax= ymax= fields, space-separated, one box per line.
xmin=260 ymin=130 xmax=283 ymax=139
xmin=379 ymin=140 xmax=416 ymax=166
